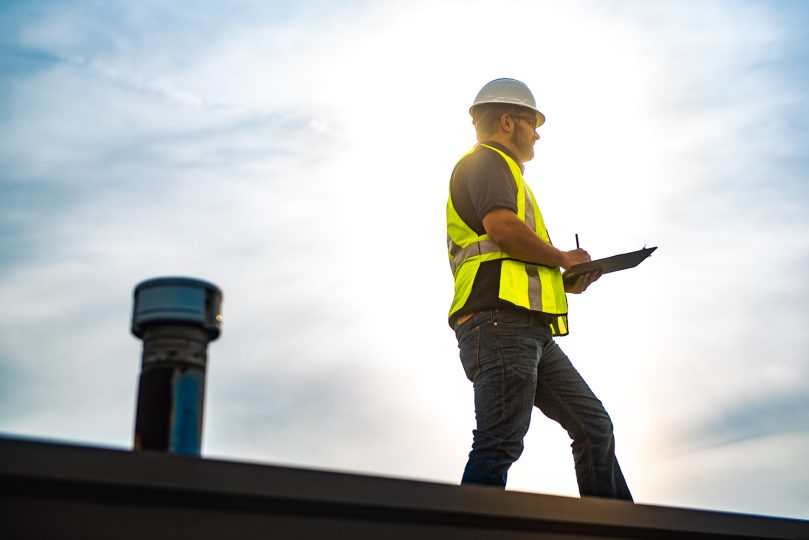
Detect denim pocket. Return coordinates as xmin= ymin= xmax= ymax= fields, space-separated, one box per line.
xmin=457 ymin=323 xmax=480 ymax=382
xmin=492 ymin=310 xmax=553 ymax=342
xmin=492 ymin=309 xmax=538 ymax=329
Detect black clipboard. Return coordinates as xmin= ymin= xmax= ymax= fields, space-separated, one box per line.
xmin=562 ymin=246 xmax=657 ymax=285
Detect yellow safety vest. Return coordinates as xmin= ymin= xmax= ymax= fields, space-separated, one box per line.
xmin=447 ymin=144 xmax=569 ymax=335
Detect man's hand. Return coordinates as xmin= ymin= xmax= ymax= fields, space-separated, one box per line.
xmin=561 ymin=248 xmax=591 ymax=269
xmin=564 ymin=270 xmax=602 ymax=294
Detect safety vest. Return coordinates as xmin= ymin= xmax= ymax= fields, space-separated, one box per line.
xmin=447 ymin=144 xmax=569 ymax=335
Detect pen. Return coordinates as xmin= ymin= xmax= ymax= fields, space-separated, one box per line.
xmin=575 ymin=233 xmax=579 ymax=249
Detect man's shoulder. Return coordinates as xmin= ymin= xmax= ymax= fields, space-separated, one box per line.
xmin=454 ymin=143 xmax=510 ymax=179
xmin=462 ymin=142 xmax=510 ymax=163
xmin=450 ymin=141 xmax=519 ymax=227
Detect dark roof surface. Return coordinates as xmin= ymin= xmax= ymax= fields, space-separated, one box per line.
xmin=2 ymin=437 xmax=807 ymax=539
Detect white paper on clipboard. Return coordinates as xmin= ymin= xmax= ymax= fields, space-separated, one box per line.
xmin=562 ymin=246 xmax=657 ymax=285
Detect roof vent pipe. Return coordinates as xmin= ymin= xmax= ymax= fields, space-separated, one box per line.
xmin=131 ymin=277 xmax=223 ymax=456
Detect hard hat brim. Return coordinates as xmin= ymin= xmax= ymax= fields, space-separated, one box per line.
xmin=469 ymin=102 xmax=546 ymax=128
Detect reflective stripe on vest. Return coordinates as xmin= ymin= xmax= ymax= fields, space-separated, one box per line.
xmin=447 ymin=144 xmax=569 ymax=335
xmin=448 ymin=237 xmax=501 ymax=275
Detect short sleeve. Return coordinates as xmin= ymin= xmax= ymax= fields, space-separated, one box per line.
xmin=465 ymin=150 xmax=518 ymax=222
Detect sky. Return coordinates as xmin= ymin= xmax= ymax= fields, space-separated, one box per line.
xmin=1 ymin=0 xmax=808 ymax=521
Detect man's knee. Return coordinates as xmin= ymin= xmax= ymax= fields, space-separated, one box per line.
xmin=571 ymin=412 xmax=615 ymax=451
xmin=472 ymin=432 xmax=525 ymax=462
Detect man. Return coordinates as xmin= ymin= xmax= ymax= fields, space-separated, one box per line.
xmin=447 ymin=78 xmax=632 ymax=500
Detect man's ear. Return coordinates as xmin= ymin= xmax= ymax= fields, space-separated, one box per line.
xmin=499 ymin=113 xmax=515 ymax=133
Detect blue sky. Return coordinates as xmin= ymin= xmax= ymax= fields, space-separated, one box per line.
xmin=1 ymin=0 xmax=808 ymax=520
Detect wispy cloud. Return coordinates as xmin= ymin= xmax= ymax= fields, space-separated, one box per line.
xmin=694 ymin=390 xmax=809 ymax=448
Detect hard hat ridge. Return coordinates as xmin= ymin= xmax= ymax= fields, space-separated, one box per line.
xmin=470 ymin=78 xmax=546 ymax=128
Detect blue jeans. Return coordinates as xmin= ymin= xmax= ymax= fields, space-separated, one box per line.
xmin=455 ymin=309 xmax=632 ymax=500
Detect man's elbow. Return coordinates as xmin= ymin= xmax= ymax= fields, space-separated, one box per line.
xmin=482 ymin=208 xmax=519 ymax=248
xmin=486 ymin=225 xmax=512 ymax=250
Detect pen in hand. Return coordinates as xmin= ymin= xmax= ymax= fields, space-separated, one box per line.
xmin=575 ymin=233 xmax=579 ymax=249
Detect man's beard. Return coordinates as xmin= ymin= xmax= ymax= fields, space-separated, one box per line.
xmin=511 ymin=126 xmax=534 ymax=162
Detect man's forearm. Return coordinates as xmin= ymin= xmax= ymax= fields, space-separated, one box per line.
xmin=483 ymin=208 xmax=569 ymax=268
xmin=482 ymin=208 xmax=591 ymax=270
xmin=493 ymin=221 xmax=568 ymax=267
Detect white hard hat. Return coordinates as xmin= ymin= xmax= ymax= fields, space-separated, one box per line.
xmin=470 ymin=78 xmax=545 ymax=128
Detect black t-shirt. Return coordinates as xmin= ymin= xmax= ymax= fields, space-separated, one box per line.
xmin=449 ymin=142 xmax=529 ymax=326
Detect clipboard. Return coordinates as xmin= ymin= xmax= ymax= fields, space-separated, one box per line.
xmin=562 ymin=246 xmax=657 ymax=285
